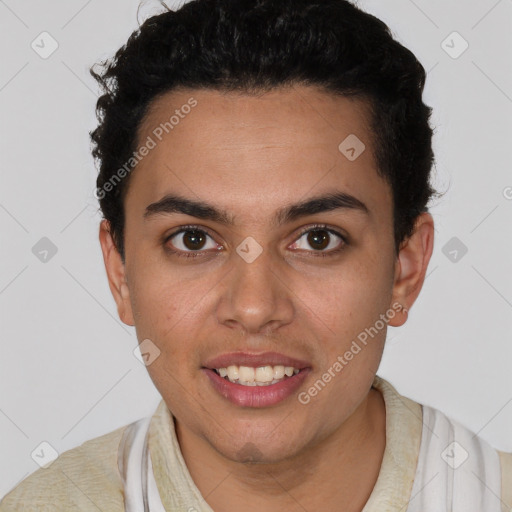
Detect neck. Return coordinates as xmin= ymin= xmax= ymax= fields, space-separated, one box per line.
xmin=175 ymin=387 xmax=386 ymax=512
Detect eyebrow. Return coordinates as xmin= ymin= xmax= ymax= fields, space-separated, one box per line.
xmin=143 ymin=191 xmax=369 ymax=226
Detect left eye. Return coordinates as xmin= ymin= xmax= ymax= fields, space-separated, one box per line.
xmin=291 ymin=228 xmax=345 ymax=252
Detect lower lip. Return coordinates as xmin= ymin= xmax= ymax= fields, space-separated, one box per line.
xmin=203 ymin=368 xmax=310 ymax=408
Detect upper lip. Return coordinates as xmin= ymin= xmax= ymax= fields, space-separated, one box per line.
xmin=203 ymin=351 xmax=311 ymax=370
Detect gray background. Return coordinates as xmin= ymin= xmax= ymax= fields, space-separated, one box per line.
xmin=0 ymin=0 xmax=511 ymax=496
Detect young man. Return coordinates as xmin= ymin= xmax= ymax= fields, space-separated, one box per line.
xmin=1 ymin=0 xmax=510 ymax=510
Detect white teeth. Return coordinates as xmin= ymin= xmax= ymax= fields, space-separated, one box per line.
xmin=227 ymin=365 xmax=239 ymax=381
xmin=214 ymin=364 xmax=301 ymax=385
xmin=238 ymin=366 xmax=255 ymax=384
xmin=284 ymin=366 xmax=294 ymax=377
xmin=255 ymin=366 xmax=274 ymax=383
xmin=273 ymin=365 xmax=285 ymax=379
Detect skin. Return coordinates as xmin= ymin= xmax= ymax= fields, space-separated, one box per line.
xmin=99 ymin=85 xmax=434 ymax=511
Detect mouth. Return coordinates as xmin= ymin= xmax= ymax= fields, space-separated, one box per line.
xmin=212 ymin=364 xmax=300 ymax=386
xmin=202 ymin=352 xmax=311 ymax=407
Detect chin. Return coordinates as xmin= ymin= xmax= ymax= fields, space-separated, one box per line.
xmin=210 ymin=430 xmax=307 ymax=465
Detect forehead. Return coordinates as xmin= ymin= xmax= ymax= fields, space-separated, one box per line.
xmin=125 ymin=85 xmax=390 ymax=222
xmin=137 ymin=85 xmax=373 ymax=153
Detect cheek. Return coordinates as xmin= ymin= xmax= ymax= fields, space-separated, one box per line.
xmin=128 ymin=267 xmax=215 ymax=367
xmin=129 ymin=262 xmax=201 ymax=326
xmin=301 ymin=259 xmax=393 ymax=336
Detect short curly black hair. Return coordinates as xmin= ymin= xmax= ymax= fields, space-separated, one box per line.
xmin=90 ymin=0 xmax=436 ymax=262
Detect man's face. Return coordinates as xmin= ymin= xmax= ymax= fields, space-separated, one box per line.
xmin=114 ymin=85 xmax=400 ymax=462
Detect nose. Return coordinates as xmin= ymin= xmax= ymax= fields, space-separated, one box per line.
xmin=215 ymin=244 xmax=295 ymax=336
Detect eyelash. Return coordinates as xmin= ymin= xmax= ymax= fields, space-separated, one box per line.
xmin=163 ymin=223 xmax=348 ymax=259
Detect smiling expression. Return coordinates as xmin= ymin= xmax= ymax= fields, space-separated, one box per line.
xmin=102 ymin=84 xmax=410 ymax=463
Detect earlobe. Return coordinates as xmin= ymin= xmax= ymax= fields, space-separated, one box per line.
xmin=98 ymin=220 xmax=135 ymax=326
xmin=388 ymin=212 xmax=434 ymax=327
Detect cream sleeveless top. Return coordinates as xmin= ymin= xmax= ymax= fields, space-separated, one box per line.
xmin=118 ymin=404 xmax=503 ymax=511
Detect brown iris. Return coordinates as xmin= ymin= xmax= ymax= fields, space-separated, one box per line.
xmin=182 ymin=230 xmax=207 ymax=250
xmin=307 ymin=229 xmax=330 ymax=250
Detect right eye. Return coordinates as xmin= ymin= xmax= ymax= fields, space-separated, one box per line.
xmin=164 ymin=226 xmax=222 ymax=258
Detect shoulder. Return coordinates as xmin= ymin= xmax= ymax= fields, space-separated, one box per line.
xmin=425 ymin=404 xmax=512 ymax=512
xmin=498 ymin=450 xmax=512 ymax=511
xmin=0 ymin=423 xmax=128 ymax=511
xmin=421 ymin=403 xmax=512 ymax=511
xmin=375 ymin=377 xmax=512 ymax=510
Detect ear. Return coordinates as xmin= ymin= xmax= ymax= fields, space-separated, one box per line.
xmin=388 ymin=212 xmax=434 ymax=327
xmin=98 ymin=220 xmax=135 ymax=326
